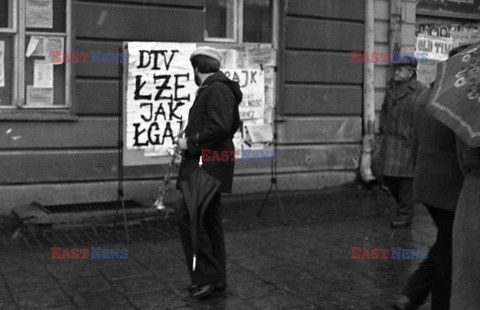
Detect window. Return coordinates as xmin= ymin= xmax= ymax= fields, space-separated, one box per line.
xmin=205 ymin=0 xmax=275 ymax=44
xmin=0 ymin=0 xmax=72 ymax=110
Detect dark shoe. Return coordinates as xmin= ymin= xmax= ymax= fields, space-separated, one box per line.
xmin=187 ymin=283 xmax=198 ymax=293
xmin=391 ymin=218 xmax=412 ymax=228
xmin=391 ymin=295 xmax=418 ymax=310
xmin=190 ymin=283 xmax=216 ymax=299
xmin=188 ymin=279 xmax=226 ymax=294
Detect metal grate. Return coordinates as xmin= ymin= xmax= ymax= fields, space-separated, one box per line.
xmin=39 ymin=200 xmax=145 ymax=214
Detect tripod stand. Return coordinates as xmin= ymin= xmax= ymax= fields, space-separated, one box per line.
xmin=256 ymin=105 xmax=287 ymax=225
xmin=113 ymin=43 xmax=130 ymax=242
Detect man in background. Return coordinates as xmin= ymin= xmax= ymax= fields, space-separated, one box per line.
xmin=379 ymin=55 xmax=426 ymax=228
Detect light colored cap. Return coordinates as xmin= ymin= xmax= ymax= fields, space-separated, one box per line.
xmin=190 ymin=46 xmax=223 ymax=64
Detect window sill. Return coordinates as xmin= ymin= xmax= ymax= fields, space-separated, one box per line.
xmin=0 ymin=109 xmax=79 ymax=122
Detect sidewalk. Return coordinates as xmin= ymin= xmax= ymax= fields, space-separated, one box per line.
xmin=0 ymin=185 xmax=435 ymax=309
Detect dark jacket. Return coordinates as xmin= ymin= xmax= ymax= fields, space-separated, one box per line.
xmin=379 ymin=77 xmax=426 ymax=177
xmin=412 ymin=87 xmax=463 ymax=211
xmin=177 ymin=71 xmax=242 ymax=193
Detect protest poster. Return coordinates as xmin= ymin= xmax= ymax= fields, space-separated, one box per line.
xmin=123 ymin=42 xmax=275 ymax=166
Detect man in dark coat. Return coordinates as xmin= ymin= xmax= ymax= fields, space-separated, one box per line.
xmin=176 ymin=46 xmax=242 ymax=299
xmin=379 ymin=56 xmax=426 ymax=228
xmin=392 ymin=45 xmax=467 ymax=310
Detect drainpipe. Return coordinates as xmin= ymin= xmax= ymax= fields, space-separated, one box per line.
xmin=360 ymin=0 xmax=376 ymax=183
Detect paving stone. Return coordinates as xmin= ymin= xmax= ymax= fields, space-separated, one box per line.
xmin=111 ymin=275 xmax=169 ymax=295
xmin=46 ymin=260 xmax=98 ymax=279
xmin=96 ymin=261 xmax=151 ymax=281
xmin=0 ymin=302 xmax=18 ymax=310
xmin=127 ymin=291 xmax=186 ymax=309
xmin=58 ymin=276 xmax=113 ymax=295
xmin=72 ymin=290 xmax=133 ymax=309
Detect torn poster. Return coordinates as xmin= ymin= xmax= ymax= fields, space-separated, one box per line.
xmin=26 ymin=0 xmax=53 ymax=29
xmin=26 ymin=36 xmax=46 ymax=57
xmin=33 ymin=60 xmax=53 ymax=88
xmin=26 ymin=85 xmax=54 ymax=106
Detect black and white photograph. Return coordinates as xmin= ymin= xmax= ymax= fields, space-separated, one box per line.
xmin=0 ymin=0 xmax=479 ymax=309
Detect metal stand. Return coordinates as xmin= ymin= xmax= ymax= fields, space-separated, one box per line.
xmin=256 ymin=104 xmax=287 ymax=225
xmin=113 ymin=44 xmax=130 ymax=242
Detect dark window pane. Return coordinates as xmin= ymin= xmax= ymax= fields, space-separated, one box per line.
xmin=0 ymin=0 xmax=9 ymax=28
xmin=0 ymin=35 xmax=13 ymax=106
xmin=243 ymin=0 xmax=272 ymax=43
xmin=206 ymin=0 xmax=235 ymax=39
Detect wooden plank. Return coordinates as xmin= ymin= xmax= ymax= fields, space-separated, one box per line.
xmin=235 ymin=145 xmax=361 ymax=174
xmin=286 ymin=18 xmax=364 ymax=51
xmin=0 ymin=145 xmax=360 ymax=183
xmin=0 ymin=117 xmax=118 ymax=149
xmin=283 ymin=85 xmax=362 ymax=115
xmin=75 ymin=79 xmax=119 ymax=115
xmin=75 ymin=41 xmax=122 ymax=78
xmin=79 ymin=0 xmax=203 ymax=7
xmin=286 ymin=0 xmax=365 ymax=21
xmin=278 ymin=117 xmax=362 ymax=143
xmin=75 ymin=3 xmax=204 ymax=41
xmin=285 ymin=51 xmax=363 ymax=84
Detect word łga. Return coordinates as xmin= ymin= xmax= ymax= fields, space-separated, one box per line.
xmin=51 ymin=247 xmax=128 ymax=259
xmin=351 ymin=51 xmax=429 ymax=64
xmin=351 ymin=247 xmax=428 ymax=259
xmin=50 ymin=51 xmax=129 ymax=64
xmin=201 ymin=149 xmax=278 ymax=162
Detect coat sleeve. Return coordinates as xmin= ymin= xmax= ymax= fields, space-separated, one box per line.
xmin=379 ymin=90 xmax=389 ymax=135
xmin=187 ymin=83 xmax=236 ymax=155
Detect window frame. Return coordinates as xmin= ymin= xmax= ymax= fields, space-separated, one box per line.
xmin=205 ymin=0 xmax=279 ymax=48
xmin=0 ymin=0 xmax=74 ymax=117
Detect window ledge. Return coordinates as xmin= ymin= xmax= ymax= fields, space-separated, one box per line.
xmin=0 ymin=109 xmax=79 ymax=122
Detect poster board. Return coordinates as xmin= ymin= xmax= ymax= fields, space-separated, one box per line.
xmin=122 ymin=42 xmax=276 ymax=166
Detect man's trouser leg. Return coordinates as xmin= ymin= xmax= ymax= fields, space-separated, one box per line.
xmin=384 ymin=176 xmax=414 ymax=221
xmin=176 ymin=191 xmax=225 ymax=286
xmin=403 ymin=204 xmax=454 ymax=309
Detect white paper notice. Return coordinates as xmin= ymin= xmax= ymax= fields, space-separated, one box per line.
xmin=33 ymin=60 xmax=53 ymax=88
xmin=0 ymin=41 xmax=4 ymax=87
xmin=46 ymin=37 xmax=64 ymax=64
xmin=26 ymin=85 xmax=54 ymax=106
xmin=26 ymin=36 xmax=46 ymax=57
xmin=26 ymin=0 xmax=53 ymax=29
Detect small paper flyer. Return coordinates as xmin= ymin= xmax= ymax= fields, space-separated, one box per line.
xmin=33 ymin=60 xmax=54 ymax=88
xmin=46 ymin=37 xmax=64 ymax=64
xmin=26 ymin=85 xmax=54 ymax=106
xmin=26 ymin=0 xmax=53 ymax=29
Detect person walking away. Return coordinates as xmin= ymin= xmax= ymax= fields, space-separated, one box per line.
xmin=392 ymin=45 xmax=468 ymax=310
xmin=176 ymin=46 xmax=242 ymax=299
xmin=379 ymin=55 xmax=426 ymax=228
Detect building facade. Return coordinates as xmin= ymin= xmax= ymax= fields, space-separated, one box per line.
xmin=0 ymin=0 xmax=478 ymax=213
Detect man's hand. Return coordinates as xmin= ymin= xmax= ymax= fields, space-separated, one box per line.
xmin=177 ymin=138 xmax=188 ymax=151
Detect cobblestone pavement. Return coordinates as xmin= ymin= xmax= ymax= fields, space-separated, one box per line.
xmin=0 ymin=185 xmax=435 ymax=309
